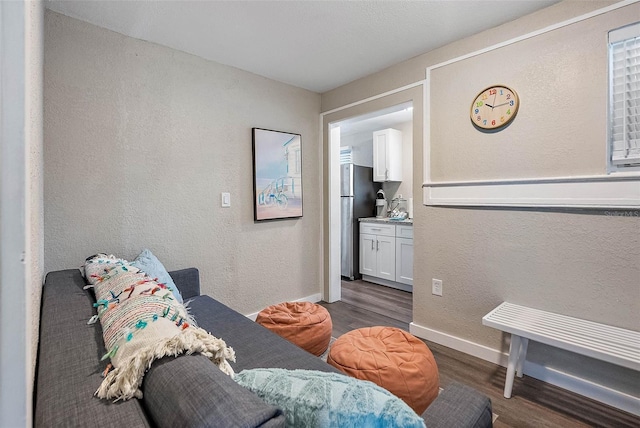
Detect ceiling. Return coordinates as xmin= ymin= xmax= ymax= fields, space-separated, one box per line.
xmin=45 ymin=0 xmax=560 ymax=93
xmin=338 ymin=102 xmax=413 ymax=137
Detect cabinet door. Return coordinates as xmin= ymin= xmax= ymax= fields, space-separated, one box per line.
xmin=359 ymin=233 xmax=377 ymax=276
xmin=395 ymin=237 xmax=413 ymax=285
xmin=376 ymin=235 xmax=396 ymax=281
xmin=386 ymin=130 xmax=403 ymax=182
xmin=372 ymin=131 xmax=388 ymax=182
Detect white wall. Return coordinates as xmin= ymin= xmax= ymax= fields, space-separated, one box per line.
xmin=0 ymin=1 xmax=43 ymax=426
xmin=44 ymin=11 xmax=323 ymax=315
xmin=27 ymin=0 xmax=45 ymax=381
xmin=340 ymin=132 xmax=374 ymax=167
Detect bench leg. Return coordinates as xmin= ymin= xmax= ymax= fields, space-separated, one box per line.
xmin=504 ymin=334 xmax=521 ymax=399
xmin=516 ymin=337 xmax=529 ymax=378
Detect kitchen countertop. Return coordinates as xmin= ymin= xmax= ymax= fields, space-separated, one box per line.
xmin=359 ymin=217 xmax=413 ymax=225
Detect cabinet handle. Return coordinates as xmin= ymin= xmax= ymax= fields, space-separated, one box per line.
xmin=385 ymin=169 xmax=389 ymax=180
xmin=371 ymin=240 xmax=374 ymax=251
xmin=370 ymin=228 xmax=381 ymax=231
xmin=376 ymin=240 xmax=379 ymax=251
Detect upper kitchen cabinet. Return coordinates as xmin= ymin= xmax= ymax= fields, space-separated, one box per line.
xmin=373 ymin=128 xmax=403 ymax=182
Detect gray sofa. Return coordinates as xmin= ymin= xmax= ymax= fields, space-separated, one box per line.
xmin=35 ymin=268 xmax=493 ymax=427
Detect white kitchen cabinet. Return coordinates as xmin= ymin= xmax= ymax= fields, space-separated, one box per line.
xmin=359 ymin=223 xmax=396 ymax=281
xmin=376 ymin=235 xmax=396 ymax=280
xmin=373 ymin=128 xmax=403 ymax=182
xmin=359 ymin=233 xmax=377 ymax=276
xmin=360 ymin=221 xmax=412 ymax=291
xmin=395 ymin=237 xmax=413 ymax=286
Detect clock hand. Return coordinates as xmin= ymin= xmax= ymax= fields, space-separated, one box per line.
xmin=485 ymin=103 xmax=493 ymax=108
xmin=494 ymin=102 xmax=510 ymax=108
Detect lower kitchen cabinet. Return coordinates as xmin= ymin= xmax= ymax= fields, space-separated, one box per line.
xmin=359 ymin=222 xmax=396 ymax=281
xmin=395 ymin=225 xmax=413 ymax=286
xmin=395 ymin=237 xmax=414 ymax=286
xmin=359 ymin=221 xmax=413 ymax=291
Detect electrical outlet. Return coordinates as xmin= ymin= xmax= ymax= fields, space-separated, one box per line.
xmin=432 ymin=279 xmax=443 ymax=296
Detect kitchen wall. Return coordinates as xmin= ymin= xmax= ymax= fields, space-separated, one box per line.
xmin=322 ymin=0 xmax=639 ymax=407
xmin=340 ymin=132 xmax=374 ymax=167
xmin=340 ymin=120 xmax=413 ymax=204
xmin=44 ymin=11 xmax=323 ymax=315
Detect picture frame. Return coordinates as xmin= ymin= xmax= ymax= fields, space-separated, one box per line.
xmin=252 ymin=128 xmax=303 ymax=221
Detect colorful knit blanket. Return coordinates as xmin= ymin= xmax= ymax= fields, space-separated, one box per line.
xmin=83 ymin=254 xmax=235 ymax=401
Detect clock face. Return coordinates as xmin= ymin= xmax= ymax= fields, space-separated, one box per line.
xmin=470 ymin=85 xmax=519 ymax=130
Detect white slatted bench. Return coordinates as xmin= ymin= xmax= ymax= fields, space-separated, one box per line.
xmin=482 ymin=302 xmax=640 ymax=398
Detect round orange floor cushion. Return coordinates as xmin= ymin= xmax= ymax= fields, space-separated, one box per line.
xmin=327 ymin=326 xmax=439 ymax=414
xmin=256 ymin=302 xmax=332 ymax=356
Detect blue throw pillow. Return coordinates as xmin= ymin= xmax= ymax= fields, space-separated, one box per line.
xmin=234 ymin=368 xmax=425 ymax=428
xmin=130 ymin=249 xmax=183 ymax=303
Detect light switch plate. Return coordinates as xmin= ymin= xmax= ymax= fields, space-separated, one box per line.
xmin=221 ymin=192 xmax=231 ymax=207
xmin=432 ymin=279 xmax=443 ymax=296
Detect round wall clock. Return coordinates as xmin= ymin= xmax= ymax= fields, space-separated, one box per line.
xmin=470 ymin=85 xmax=519 ymax=131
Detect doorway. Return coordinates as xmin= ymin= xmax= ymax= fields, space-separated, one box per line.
xmin=328 ymin=101 xmax=414 ymax=302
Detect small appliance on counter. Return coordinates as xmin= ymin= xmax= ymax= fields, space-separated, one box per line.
xmin=375 ymin=189 xmax=387 ymax=218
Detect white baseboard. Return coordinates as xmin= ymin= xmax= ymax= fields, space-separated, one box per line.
xmin=410 ymin=322 xmax=640 ymax=416
xmin=410 ymin=322 xmax=509 ymax=367
xmin=245 ymin=293 xmax=323 ymax=321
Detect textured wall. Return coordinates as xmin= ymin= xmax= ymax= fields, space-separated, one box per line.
xmin=414 ymin=207 xmax=639 ymax=393
xmin=44 ymin=11 xmax=322 ymax=315
xmin=322 ymin=0 xmax=639 ymax=397
xmin=1 ymin=1 xmax=43 ymax=424
xmin=429 ymin=7 xmax=620 ymax=181
xmin=27 ymin=0 xmax=44 ymax=393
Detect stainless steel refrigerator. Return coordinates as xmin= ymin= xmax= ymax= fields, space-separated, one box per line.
xmin=341 ymin=164 xmax=381 ymax=280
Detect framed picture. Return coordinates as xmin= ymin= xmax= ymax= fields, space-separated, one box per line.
xmin=252 ymin=128 xmax=303 ymax=221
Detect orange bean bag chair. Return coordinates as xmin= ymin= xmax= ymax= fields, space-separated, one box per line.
xmin=327 ymin=326 xmax=439 ymax=414
xmin=256 ymin=302 xmax=332 ymax=357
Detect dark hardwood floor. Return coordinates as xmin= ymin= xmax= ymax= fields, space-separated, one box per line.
xmin=318 ymin=279 xmax=640 ymax=428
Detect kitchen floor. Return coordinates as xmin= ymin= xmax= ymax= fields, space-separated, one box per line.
xmin=341 ymin=278 xmax=411 ymax=323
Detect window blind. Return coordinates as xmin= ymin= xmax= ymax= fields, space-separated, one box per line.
xmin=340 ymin=146 xmax=353 ymax=164
xmin=609 ymin=22 xmax=640 ymax=167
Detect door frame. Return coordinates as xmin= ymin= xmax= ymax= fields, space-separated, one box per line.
xmin=321 ymin=84 xmax=423 ymax=302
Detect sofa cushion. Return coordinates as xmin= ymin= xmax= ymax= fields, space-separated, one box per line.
xmin=35 ymin=269 xmax=150 ymax=427
xmin=168 ymin=268 xmax=201 ymax=300
xmin=421 ymin=381 xmax=493 ymax=428
xmin=143 ymin=354 xmax=285 ymax=428
xmin=235 ymin=368 xmax=425 ymax=428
